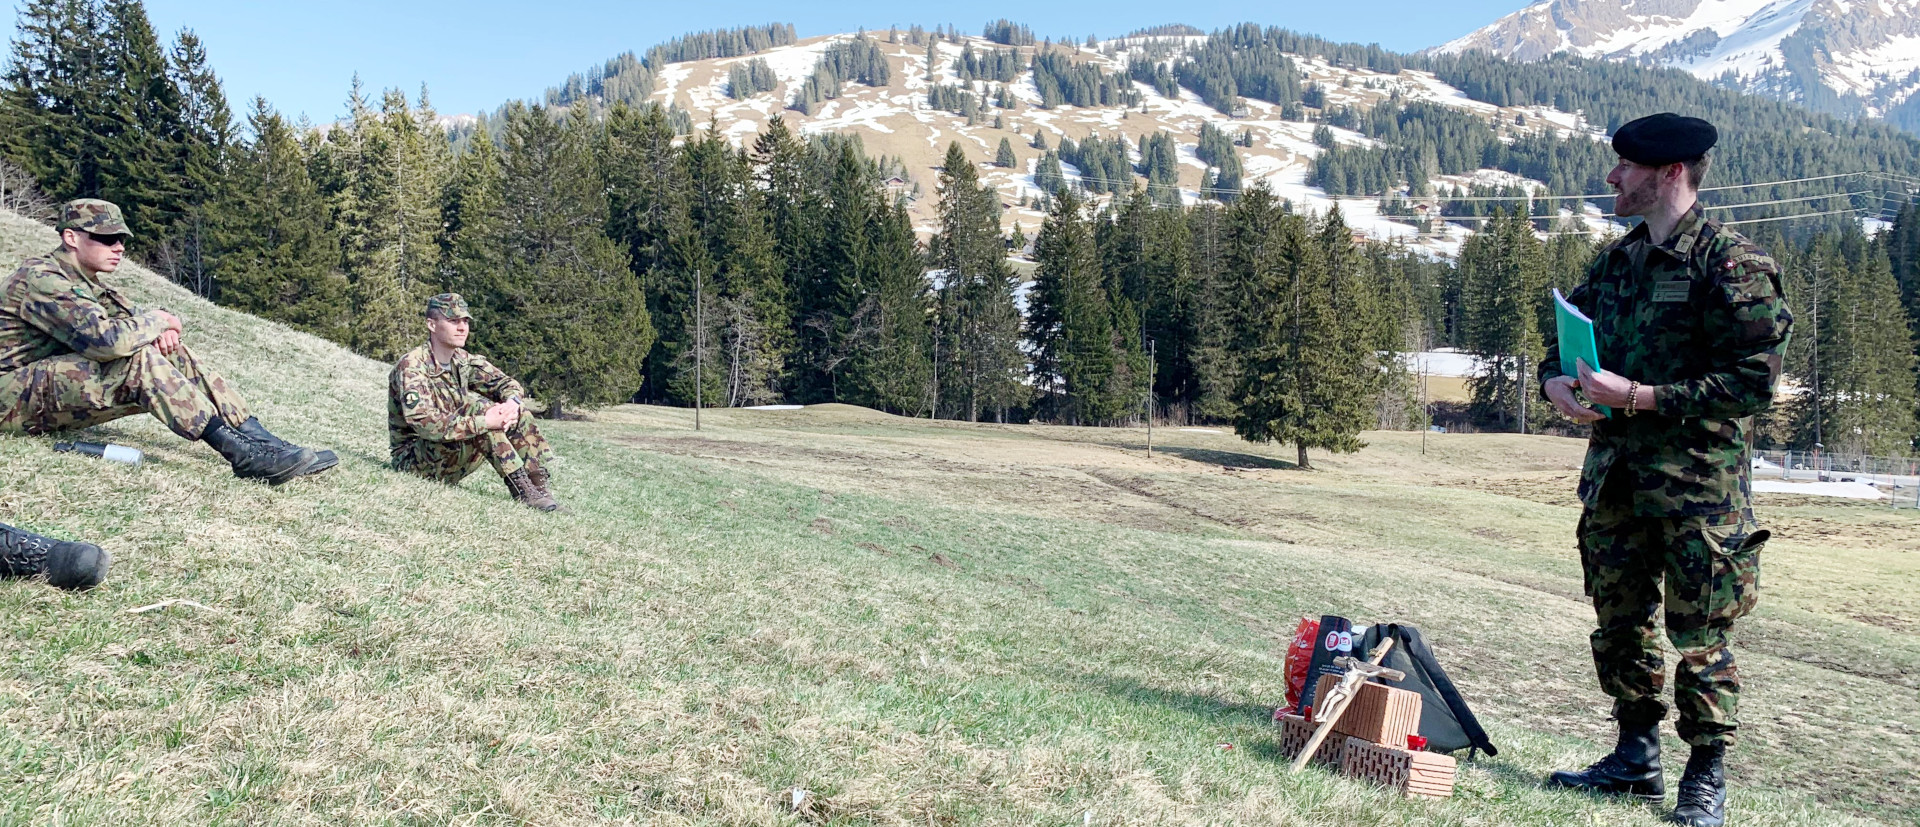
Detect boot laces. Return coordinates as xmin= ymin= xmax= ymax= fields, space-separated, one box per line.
xmin=1675 ymin=756 xmax=1722 ymax=811
xmin=1 ymin=529 xmax=51 ymax=568
xmin=1583 ymin=752 xmax=1634 ymax=775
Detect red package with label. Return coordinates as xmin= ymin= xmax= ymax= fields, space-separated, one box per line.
xmin=1282 ymin=617 xmax=1320 ymax=711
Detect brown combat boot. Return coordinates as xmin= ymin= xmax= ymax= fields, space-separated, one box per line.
xmin=504 ymin=468 xmax=560 ymax=512
xmin=526 ymin=461 xmax=563 ymax=510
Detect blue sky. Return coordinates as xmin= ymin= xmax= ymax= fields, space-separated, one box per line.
xmin=8 ymin=0 xmax=1530 ymax=124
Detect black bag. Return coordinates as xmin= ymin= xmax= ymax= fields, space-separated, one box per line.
xmin=1353 ymin=623 xmax=1498 ymax=757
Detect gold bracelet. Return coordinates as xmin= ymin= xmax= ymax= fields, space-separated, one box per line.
xmin=1625 ymin=381 xmax=1639 ymax=416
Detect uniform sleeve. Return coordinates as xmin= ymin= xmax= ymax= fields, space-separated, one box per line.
xmin=1654 ymin=255 xmax=1792 ymax=420
xmin=395 ymin=365 xmax=491 ymax=442
xmin=467 ymin=356 xmax=524 ymax=403
xmin=17 ymin=272 xmax=169 ymax=360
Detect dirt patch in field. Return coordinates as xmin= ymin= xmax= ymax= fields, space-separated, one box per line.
xmin=1436 ymin=472 xmax=1583 ymax=507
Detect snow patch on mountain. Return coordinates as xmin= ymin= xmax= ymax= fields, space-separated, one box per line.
xmin=1438 ymin=0 xmax=1920 ymax=122
xmin=615 ymin=31 xmax=1641 ymax=255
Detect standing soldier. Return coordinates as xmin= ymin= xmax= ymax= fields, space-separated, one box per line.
xmin=1540 ymin=114 xmax=1791 ymax=827
xmin=0 ymin=199 xmax=335 ymax=485
xmin=388 ymin=293 xmax=560 ymax=512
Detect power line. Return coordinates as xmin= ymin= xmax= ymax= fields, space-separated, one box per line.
xmin=1027 ymin=169 xmax=1916 ymax=218
xmin=1707 ymin=191 xmax=1871 ymax=210
xmin=1721 ymin=207 xmax=1866 ymax=226
xmin=1417 ymin=171 xmax=1894 ymax=203
xmin=1421 ymin=191 xmax=1868 ymax=223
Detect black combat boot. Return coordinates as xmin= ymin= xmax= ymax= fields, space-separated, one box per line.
xmin=504 ymin=468 xmax=560 ymax=512
xmin=1 ymin=522 xmax=110 ymax=590
xmin=236 ymin=417 xmax=337 ymax=476
xmin=201 ymin=418 xmax=318 ymax=486
xmin=1547 ymin=718 xmax=1665 ymax=803
xmin=1665 ymin=744 xmax=1726 ymax=826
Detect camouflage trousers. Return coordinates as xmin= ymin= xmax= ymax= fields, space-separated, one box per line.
xmin=0 ymin=343 xmax=250 ymax=440
xmin=393 ymin=409 xmax=551 ymax=485
xmin=1577 ymin=502 xmax=1764 ymax=746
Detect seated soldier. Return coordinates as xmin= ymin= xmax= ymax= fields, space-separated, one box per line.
xmin=0 ymin=199 xmax=334 ymax=485
xmin=388 ymin=293 xmax=560 ymax=512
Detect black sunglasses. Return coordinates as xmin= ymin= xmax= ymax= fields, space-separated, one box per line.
xmin=84 ymin=231 xmax=128 ymax=246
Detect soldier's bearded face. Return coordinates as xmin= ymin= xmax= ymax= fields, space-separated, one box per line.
xmin=66 ymin=230 xmax=124 ymax=273
xmin=1607 ymin=158 xmax=1675 ymax=219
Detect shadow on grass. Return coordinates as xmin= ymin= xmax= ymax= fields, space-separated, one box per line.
xmin=1476 ymin=755 xmax=1547 ymax=789
xmin=1094 ymin=442 xmax=1300 ymax=471
xmin=1081 ymin=673 xmax=1278 ymax=726
xmin=1080 ymin=672 xmax=1550 ymax=779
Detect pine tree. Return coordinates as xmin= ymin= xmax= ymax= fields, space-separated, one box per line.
xmin=1458 ymin=208 xmax=1546 ymax=430
xmin=1314 ymin=205 xmax=1386 ymax=432
xmin=846 ymin=202 xmax=934 ymax=414
xmin=3 ymin=2 xmax=118 ymax=220
xmin=162 ymin=28 xmax=232 ymax=296
xmin=994 ymin=136 xmax=1016 ymax=168
xmin=490 ymin=104 xmax=653 ymax=411
xmin=1803 ymin=241 xmax=1917 ymax=456
xmin=330 ymin=82 xmax=446 ymax=360
xmin=210 ymin=97 xmax=346 ymax=341
xmin=933 ymin=141 xmax=1024 ymax=421
xmin=1030 ymin=189 xmax=1143 ymax=423
xmin=750 ymin=116 xmax=825 ymax=391
xmin=604 ymin=102 xmax=689 ymax=292
xmin=441 ymin=121 xmax=507 ymax=341
xmin=1228 ymin=188 xmax=1369 ymax=468
xmin=798 ymin=142 xmax=880 ymax=401
xmin=1187 ymin=204 xmax=1239 ymax=420
xmin=663 ymin=127 xmax=791 ymax=407
xmin=1889 ymin=201 xmax=1920 ymax=334
xmin=96 ymin=0 xmax=183 ymax=240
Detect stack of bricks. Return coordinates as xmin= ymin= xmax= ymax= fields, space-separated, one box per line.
xmin=1276 ymin=674 xmax=1458 ymax=799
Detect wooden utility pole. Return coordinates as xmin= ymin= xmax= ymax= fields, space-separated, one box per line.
xmin=1421 ymin=359 xmax=1429 ymax=456
xmin=695 ymin=269 xmax=703 ymax=432
xmin=1146 ymin=339 xmax=1156 ymax=457
xmin=1518 ymin=353 xmax=1527 ymax=435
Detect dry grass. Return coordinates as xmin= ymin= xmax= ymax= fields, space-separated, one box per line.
xmin=2 ymin=212 xmax=1913 ymax=825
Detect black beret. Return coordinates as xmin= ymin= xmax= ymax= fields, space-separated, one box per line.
xmin=1612 ymin=113 xmax=1716 ymax=166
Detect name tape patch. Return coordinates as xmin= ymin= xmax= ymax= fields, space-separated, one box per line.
xmin=1652 ymin=281 xmax=1691 ymax=303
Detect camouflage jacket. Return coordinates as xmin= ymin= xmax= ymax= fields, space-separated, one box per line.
xmin=0 ymin=247 xmax=171 ymax=374
xmin=1539 ymin=205 xmax=1792 ymax=517
xmin=388 ymin=343 xmax=525 ymax=457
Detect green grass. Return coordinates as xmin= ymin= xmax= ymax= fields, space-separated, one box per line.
xmin=2 ymin=210 xmax=1915 ymax=825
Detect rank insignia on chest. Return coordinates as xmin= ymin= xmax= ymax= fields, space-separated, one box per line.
xmin=1652 ymin=281 xmax=1691 ymax=303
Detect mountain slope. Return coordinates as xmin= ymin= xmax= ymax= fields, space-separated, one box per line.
xmin=1437 ymin=0 xmax=1920 ymax=129
xmin=626 ymin=32 xmax=1622 ymax=253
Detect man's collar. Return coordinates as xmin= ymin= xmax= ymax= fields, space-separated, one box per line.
xmin=1663 ymin=203 xmax=1708 ymax=259
xmin=1616 ymin=203 xmax=1706 ymax=262
xmin=48 ymin=247 xmax=98 ymax=283
xmin=422 ymin=345 xmax=467 ymax=376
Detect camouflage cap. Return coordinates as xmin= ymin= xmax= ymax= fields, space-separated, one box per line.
xmin=56 ymin=199 xmax=131 ymax=237
xmin=425 ymin=293 xmax=472 ymax=321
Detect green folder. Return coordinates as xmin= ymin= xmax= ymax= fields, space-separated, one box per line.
xmin=1552 ymin=288 xmax=1610 ymax=418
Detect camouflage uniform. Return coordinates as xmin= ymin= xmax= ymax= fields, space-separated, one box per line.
xmin=0 ymin=201 xmax=249 ymax=439
xmin=1539 ymin=204 xmax=1791 ymax=747
xmin=387 ymin=298 xmax=550 ymax=486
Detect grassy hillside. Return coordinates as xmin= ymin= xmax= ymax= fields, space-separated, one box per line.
xmin=2 ymin=209 xmax=1914 ymax=825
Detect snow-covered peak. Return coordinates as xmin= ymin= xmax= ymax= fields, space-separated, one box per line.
xmin=1436 ymin=0 xmax=1920 ymax=122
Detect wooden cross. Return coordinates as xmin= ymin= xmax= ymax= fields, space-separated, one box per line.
xmin=1288 ymin=638 xmax=1406 ymax=774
